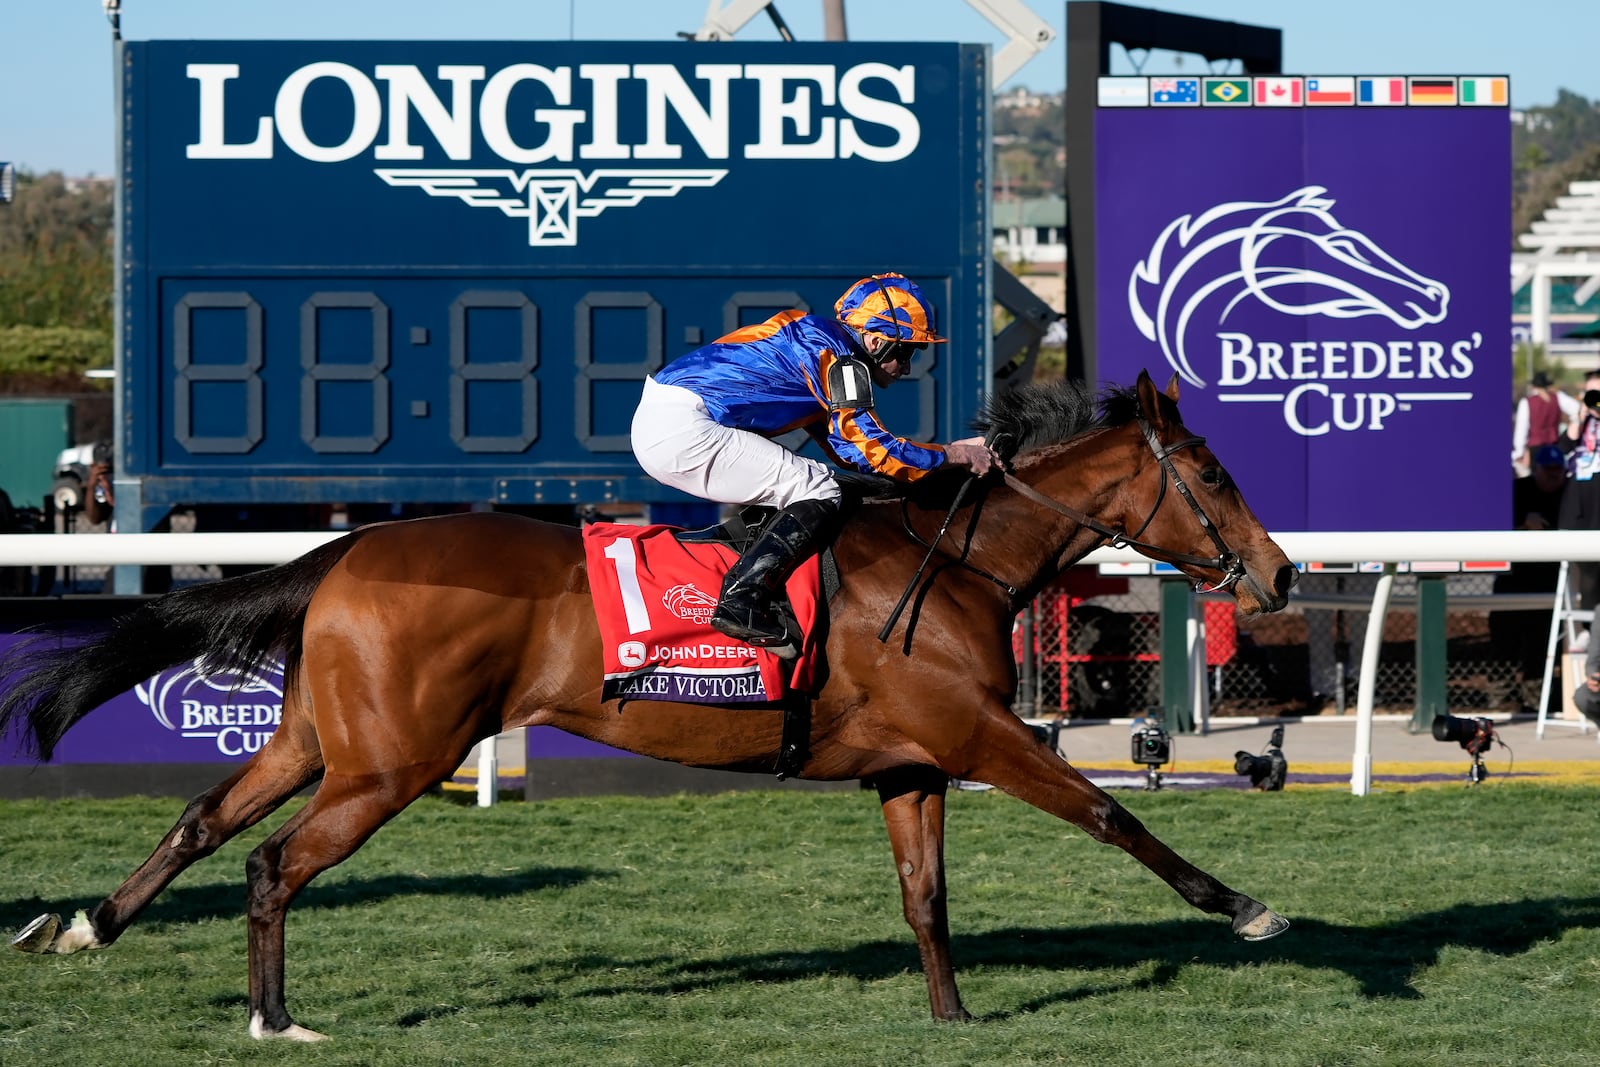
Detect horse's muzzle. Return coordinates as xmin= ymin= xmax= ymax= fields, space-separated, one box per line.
xmin=1239 ymin=562 xmax=1295 ymax=614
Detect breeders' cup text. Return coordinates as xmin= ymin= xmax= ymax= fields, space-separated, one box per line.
xmin=1214 ymin=331 xmax=1482 ymax=437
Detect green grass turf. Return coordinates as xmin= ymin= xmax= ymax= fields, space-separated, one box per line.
xmin=2 ymin=784 xmax=1598 ymax=1066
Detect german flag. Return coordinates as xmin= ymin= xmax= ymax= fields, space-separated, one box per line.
xmin=1408 ymin=77 xmax=1456 ymax=106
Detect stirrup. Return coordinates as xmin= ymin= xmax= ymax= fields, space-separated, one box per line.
xmin=711 ymin=605 xmax=799 ymax=659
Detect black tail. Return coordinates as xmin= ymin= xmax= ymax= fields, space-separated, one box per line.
xmin=0 ymin=535 xmax=358 ymax=762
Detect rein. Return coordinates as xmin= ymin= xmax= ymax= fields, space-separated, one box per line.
xmin=1002 ymin=418 xmax=1242 ymax=588
xmin=875 ymin=416 xmax=1246 ymax=644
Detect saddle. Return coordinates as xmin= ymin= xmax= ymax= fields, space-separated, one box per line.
xmin=582 ymin=513 xmax=837 ymax=778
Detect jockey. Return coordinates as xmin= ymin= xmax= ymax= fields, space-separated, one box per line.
xmin=631 ymin=273 xmax=999 ymax=654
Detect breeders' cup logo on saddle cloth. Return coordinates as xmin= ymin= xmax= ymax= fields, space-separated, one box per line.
xmin=184 ymin=60 xmax=922 ymax=247
xmin=1127 ymin=186 xmax=1482 ymax=437
xmin=135 ymin=658 xmax=285 ymax=758
xmin=662 ymin=583 xmax=718 ymax=625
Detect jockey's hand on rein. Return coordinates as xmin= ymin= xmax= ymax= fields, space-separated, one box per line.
xmin=945 ymin=437 xmax=1001 ymax=477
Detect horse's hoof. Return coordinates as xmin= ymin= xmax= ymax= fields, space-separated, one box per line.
xmin=1233 ymin=903 xmax=1290 ymax=941
xmin=10 ymin=913 xmax=62 ymax=954
xmin=250 ymin=1012 xmax=329 ymax=1042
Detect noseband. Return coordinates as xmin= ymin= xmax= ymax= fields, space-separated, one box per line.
xmin=1001 ymin=416 xmax=1246 ymax=594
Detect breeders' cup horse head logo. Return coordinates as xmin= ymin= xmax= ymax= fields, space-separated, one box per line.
xmin=1128 ymin=186 xmax=1449 ymax=387
xmin=135 ymin=657 xmax=284 ymax=732
xmin=663 ymin=583 xmax=718 ymax=625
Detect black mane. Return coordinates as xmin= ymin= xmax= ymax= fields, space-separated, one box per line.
xmin=973 ymin=379 xmax=1145 ymax=462
xmin=843 ymin=378 xmax=1159 ymax=506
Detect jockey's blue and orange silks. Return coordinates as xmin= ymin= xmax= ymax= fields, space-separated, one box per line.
xmin=649 ymin=309 xmax=946 ymax=483
xmin=835 ymin=273 xmax=948 ymax=344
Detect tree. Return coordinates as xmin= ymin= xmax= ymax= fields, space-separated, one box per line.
xmin=1511 ymin=91 xmax=1600 ymax=245
xmin=0 ymin=170 xmax=114 ymax=390
xmin=0 ymin=170 xmax=114 ymax=331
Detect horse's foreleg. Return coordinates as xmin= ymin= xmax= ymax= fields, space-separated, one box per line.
xmin=963 ymin=709 xmax=1288 ymax=940
xmin=244 ymin=759 xmax=459 ymax=1042
xmin=874 ymin=767 xmax=972 ymax=1023
xmin=11 ymin=714 xmax=323 ymax=956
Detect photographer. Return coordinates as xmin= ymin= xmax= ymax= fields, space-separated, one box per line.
xmin=83 ymin=456 xmax=114 ymax=529
xmin=1557 ymin=369 xmax=1600 ymax=642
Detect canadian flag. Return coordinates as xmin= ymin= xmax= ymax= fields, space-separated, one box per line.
xmin=1253 ymin=77 xmax=1303 ymax=107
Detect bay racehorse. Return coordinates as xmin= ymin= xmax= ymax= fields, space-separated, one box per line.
xmin=1 ymin=371 xmax=1296 ymax=1040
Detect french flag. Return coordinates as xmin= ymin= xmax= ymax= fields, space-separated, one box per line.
xmin=1358 ymin=77 xmax=1406 ymax=106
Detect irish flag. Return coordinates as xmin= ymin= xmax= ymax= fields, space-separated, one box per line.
xmin=1459 ymin=76 xmax=1508 ymax=106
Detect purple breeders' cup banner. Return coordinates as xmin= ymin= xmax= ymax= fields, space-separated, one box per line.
xmin=1095 ymin=107 xmax=1510 ymax=532
xmin=0 ymin=631 xmax=283 ymax=765
xmin=0 ymin=631 xmax=634 ymax=766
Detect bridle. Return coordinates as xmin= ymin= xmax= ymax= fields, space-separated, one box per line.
xmin=876 ymin=413 xmax=1247 ymax=645
xmin=1001 ymin=415 xmax=1246 ymax=594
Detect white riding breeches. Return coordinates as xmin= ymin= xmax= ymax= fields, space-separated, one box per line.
xmin=632 ymin=377 xmax=841 ymax=509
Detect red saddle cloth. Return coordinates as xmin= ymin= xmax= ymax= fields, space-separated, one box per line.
xmin=582 ymin=522 xmax=824 ymax=705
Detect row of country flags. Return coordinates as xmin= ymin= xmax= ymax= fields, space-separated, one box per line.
xmin=1098 ymin=75 xmax=1509 ymax=108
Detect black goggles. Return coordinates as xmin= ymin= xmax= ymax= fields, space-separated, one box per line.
xmin=867 ymin=337 xmax=928 ymax=366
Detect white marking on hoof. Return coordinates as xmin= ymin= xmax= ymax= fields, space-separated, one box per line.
xmin=1236 ymin=907 xmax=1290 ymax=941
xmin=11 ymin=913 xmax=62 ymax=954
xmin=52 ymin=910 xmax=103 ymax=954
xmin=250 ymin=1012 xmax=329 ymax=1042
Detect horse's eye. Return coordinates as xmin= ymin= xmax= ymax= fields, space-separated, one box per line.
xmin=1200 ymin=467 xmax=1227 ymax=488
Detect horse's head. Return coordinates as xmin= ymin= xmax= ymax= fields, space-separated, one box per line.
xmin=1238 ymin=187 xmax=1448 ymax=325
xmin=1108 ymin=371 xmax=1296 ymax=615
xmin=1131 ymin=186 xmax=1448 ymax=388
xmin=974 ymin=374 xmax=1295 ymax=616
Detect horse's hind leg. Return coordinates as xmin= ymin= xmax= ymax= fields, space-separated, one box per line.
xmin=244 ymin=757 xmax=461 ymax=1042
xmin=11 ymin=701 xmax=324 ymax=956
xmin=874 ymin=766 xmax=971 ymax=1023
xmin=963 ymin=707 xmax=1288 ymax=940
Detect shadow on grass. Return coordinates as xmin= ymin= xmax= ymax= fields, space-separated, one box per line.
xmin=498 ymin=894 xmax=1600 ymax=1018
xmin=0 ymin=866 xmax=607 ymax=935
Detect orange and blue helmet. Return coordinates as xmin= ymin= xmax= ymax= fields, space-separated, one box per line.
xmin=835 ymin=273 xmax=947 ymax=345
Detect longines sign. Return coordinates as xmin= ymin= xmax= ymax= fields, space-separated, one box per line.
xmin=120 ymin=41 xmax=988 ymax=509
xmin=1092 ymin=77 xmax=1509 ymax=532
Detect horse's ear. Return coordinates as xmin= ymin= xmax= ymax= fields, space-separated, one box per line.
xmin=1164 ymin=372 xmax=1181 ymax=403
xmin=1136 ymin=369 xmax=1167 ymax=431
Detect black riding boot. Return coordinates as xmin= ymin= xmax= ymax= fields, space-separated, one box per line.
xmin=711 ymin=497 xmax=840 ymax=657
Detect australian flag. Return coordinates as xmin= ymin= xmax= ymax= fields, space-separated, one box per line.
xmin=1150 ymin=77 xmax=1200 ymax=105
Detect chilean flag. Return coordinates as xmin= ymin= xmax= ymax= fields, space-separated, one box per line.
xmin=1253 ymin=77 xmax=1303 ymax=106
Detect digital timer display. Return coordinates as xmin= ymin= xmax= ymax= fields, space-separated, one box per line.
xmin=120 ymin=40 xmax=989 ymax=514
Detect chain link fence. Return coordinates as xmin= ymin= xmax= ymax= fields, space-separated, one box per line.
xmin=1013 ymin=570 xmax=1541 ymax=719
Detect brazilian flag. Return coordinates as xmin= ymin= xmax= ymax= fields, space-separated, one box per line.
xmin=1203 ymin=78 xmax=1250 ymax=106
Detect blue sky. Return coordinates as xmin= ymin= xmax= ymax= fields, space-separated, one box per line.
xmin=4 ymin=0 xmax=1598 ymax=176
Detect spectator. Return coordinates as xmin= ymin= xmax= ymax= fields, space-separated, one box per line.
xmin=1573 ymin=610 xmax=1600 ymax=728
xmin=1492 ymin=444 xmax=1568 ymax=708
xmin=78 ymin=451 xmax=172 ymax=594
xmin=82 ymin=460 xmax=115 ymax=529
xmin=1556 ymin=368 xmax=1600 ymax=644
xmin=1516 ymin=444 xmax=1569 ymax=532
xmin=1512 ymin=371 xmax=1578 ymax=477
